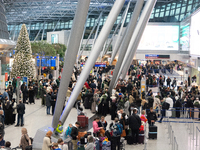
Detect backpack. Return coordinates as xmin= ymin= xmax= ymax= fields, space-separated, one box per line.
xmin=113 ymin=123 xmax=123 ymax=136
xmin=163 ymin=102 xmax=170 ymax=110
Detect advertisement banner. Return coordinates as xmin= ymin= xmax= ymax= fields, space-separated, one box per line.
xmin=5 ymin=72 xmax=8 ymax=82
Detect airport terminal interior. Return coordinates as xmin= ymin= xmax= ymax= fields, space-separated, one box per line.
xmin=1 ymin=0 xmax=200 ymax=150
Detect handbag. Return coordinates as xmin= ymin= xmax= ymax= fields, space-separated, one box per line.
xmin=24 ymin=135 xmax=32 ymax=150
xmin=121 ymin=121 xmax=126 ymax=137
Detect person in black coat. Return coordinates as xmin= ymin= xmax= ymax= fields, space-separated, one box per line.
xmin=70 ymin=122 xmax=80 ymax=150
xmin=147 ymin=107 xmax=157 ymax=126
xmin=28 ymin=86 xmax=35 ymax=104
xmin=46 ymin=92 xmax=51 ymax=115
xmin=15 ymin=100 xmax=25 ymax=127
xmin=21 ymin=85 xmax=28 ymax=104
xmin=175 ymin=98 xmax=182 ymax=118
xmin=3 ymin=100 xmax=13 ymax=125
xmin=51 ymin=89 xmax=58 ymax=115
xmin=166 ymin=77 xmax=171 ymax=87
xmin=128 ymin=109 xmax=141 ymax=144
xmin=84 ymin=90 xmax=93 ymax=109
xmin=188 ymin=75 xmax=191 ymax=87
xmin=110 ymin=101 xmax=117 ymax=120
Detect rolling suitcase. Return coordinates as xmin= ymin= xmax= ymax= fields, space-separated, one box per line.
xmin=126 ymin=129 xmax=133 ymax=145
xmin=138 ymin=130 xmax=144 ymax=144
xmin=77 ymin=115 xmax=88 ymax=128
xmin=149 ymin=125 xmax=157 ymax=139
xmin=171 ymin=108 xmax=176 ymax=118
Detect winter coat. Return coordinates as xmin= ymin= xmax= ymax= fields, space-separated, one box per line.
xmin=46 ymin=93 xmax=51 ymax=107
xmin=124 ymin=101 xmax=130 ymax=115
xmin=42 ymin=136 xmax=52 ymax=150
xmin=165 ymin=97 xmax=173 ymax=117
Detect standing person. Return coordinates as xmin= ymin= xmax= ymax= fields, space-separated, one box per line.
xmin=3 ymin=100 xmax=13 ymax=125
xmin=110 ymin=118 xmax=123 ymax=150
xmin=172 ymin=78 xmax=177 ymax=88
xmin=166 ymin=77 xmax=171 ymax=87
xmin=28 ymin=86 xmax=35 ymax=104
xmin=99 ymin=116 xmax=107 ymax=131
xmin=19 ymin=128 xmax=31 ymax=150
xmin=45 ymin=92 xmax=51 ymax=115
xmin=12 ymin=77 xmax=17 ymax=93
xmin=165 ymin=95 xmax=174 ymax=117
xmin=128 ymin=109 xmax=141 ymax=145
xmin=7 ymin=89 xmax=13 ymax=102
xmin=93 ymin=117 xmax=103 ymax=137
xmin=15 ymin=100 xmax=25 ymax=127
xmin=42 ymin=131 xmax=53 ymax=150
xmin=11 ymin=99 xmax=17 ymax=124
xmin=21 ymin=85 xmax=28 ymax=104
xmin=188 ymin=75 xmax=191 ymax=87
xmin=147 ymin=107 xmax=157 ymax=126
xmin=2 ymin=89 xmax=9 ymax=101
xmin=51 ymin=89 xmax=57 ymax=115
xmin=70 ymin=122 xmax=80 ymax=150
xmin=158 ymin=99 xmax=167 ymax=123
xmin=0 ymin=111 xmax=5 ymax=138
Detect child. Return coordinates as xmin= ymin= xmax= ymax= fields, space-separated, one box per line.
xmin=65 ymin=124 xmax=72 ymax=138
xmin=140 ymin=110 xmax=147 ymax=123
xmin=56 ymin=121 xmax=63 ymax=136
xmin=53 ymin=143 xmax=61 ymax=150
xmin=57 ymin=138 xmax=68 ymax=150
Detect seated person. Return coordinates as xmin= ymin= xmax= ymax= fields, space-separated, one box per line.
xmin=56 ymin=121 xmax=63 ymax=135
xmin=85 ymin=135 xmax=95 ymax=150
xmin=65 ymin=124 xmax=72 ymax=138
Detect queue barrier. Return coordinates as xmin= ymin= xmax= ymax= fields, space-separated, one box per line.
xmin=166 ymin=117 xmax=178 ymax=150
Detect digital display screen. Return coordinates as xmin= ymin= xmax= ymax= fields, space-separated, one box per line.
xmin=190 ymin=10 xmax=200 ymax=56
xmin=138 ymin=25 xmax=179 ymax=50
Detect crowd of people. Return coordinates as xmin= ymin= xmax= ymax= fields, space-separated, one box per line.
xmin=0 ymin=60 xmax=200 ymax=150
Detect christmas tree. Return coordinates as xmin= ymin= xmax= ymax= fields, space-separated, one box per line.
xmin=11 ymin=24 xmax=35 ymax=78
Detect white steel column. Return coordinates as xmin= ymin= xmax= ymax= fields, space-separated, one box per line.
xmin=77 ymin=12 xmax=102 ymax=61
xmin=110 ymin=1 xmax=131 ymax=64
xmin=60 ymin=0 xmax=125 ymax=124
xmin=120 ymin=0 xmax=157 ymax=80
xmin=108 ymin=0 xmax=144 ymax=93
xmin=52 ymin=0 xmax=91 ymax=129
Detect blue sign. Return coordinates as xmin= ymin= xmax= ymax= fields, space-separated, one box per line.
xmin=36 ymin=57 xmax=57 ymax=67
xmin=22 ymin=77 xmax=28 ymax=86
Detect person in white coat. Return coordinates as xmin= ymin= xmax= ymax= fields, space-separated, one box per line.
xmin=124 ymin=98 xmax=130 ymax=116
xmin=165 ymin=95 xmax=173 ymax=117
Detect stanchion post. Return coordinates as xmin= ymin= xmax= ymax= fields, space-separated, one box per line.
xmin=196 ymin=127 xmax=198 ymax=147
xmin=193 ymin=119 xmax=195 ymax=140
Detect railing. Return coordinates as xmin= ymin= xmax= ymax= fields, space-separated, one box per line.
xmin=166 ymin=117 xmax=179 ymax=150
xmin=143 ymin=123 xmax=147 ymax=150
